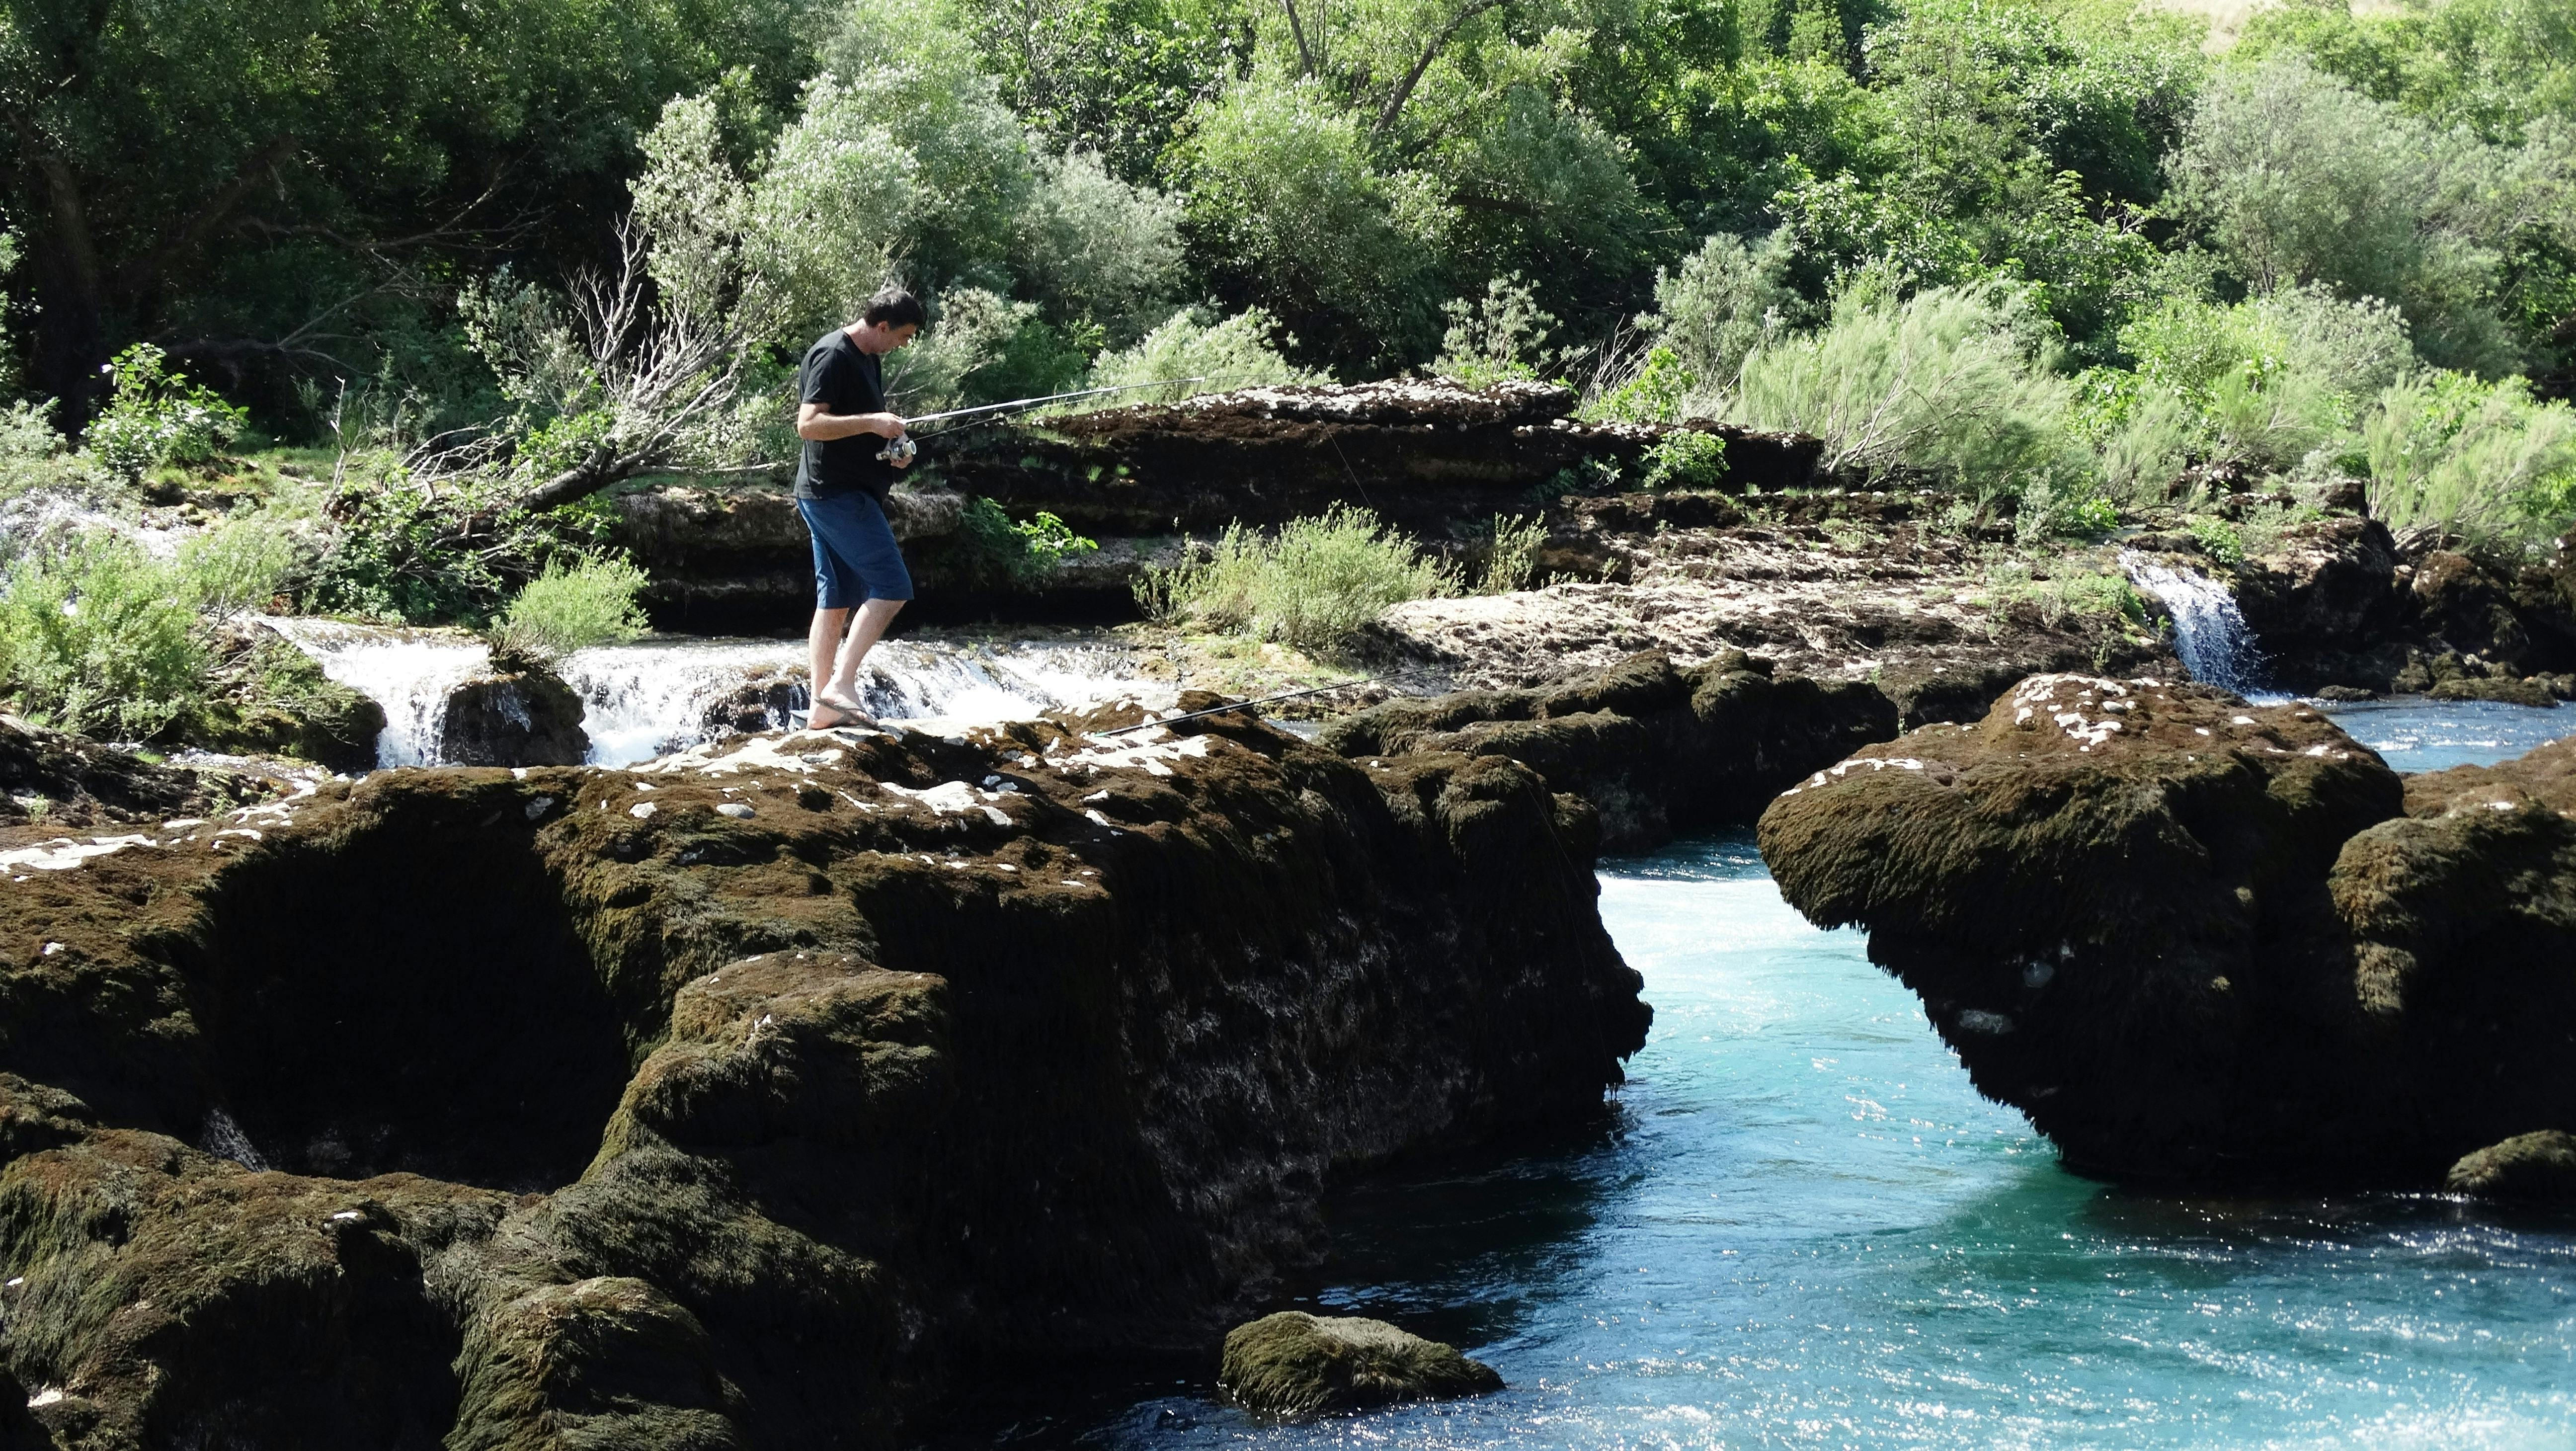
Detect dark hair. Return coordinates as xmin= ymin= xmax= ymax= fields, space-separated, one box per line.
xmin=861 ymin=287 xmax=927 ymax=330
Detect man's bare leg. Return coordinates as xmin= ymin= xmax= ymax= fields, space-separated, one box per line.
xmin=818 ymin=598 xmax=905 ymax=717
xmin=807 ymin=606 xmax=852 ymax=726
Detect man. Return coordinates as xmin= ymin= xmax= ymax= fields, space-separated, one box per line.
xmin=793 ymin=286 xmax=925 ymax=729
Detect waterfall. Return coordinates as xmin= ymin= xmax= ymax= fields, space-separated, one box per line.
xmin=272 ymin=622 xmax=1151 ymax=770
xmin=264 ymin=618 xmax=490 ymax=767
xmin=2119 ymin=552 xmax=2274 ymax=699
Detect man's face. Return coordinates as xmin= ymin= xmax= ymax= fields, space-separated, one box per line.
xmin=856 ymin=321 xmax=918 ymax=354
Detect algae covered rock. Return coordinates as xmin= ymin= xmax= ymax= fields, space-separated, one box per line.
xmin=2446 ymin=1131 xmax=2576 ymax=1200
xmin=1760 ymin=674 xmax=2576 ymax=1184
xmin=438 ymin=654 xmax=589 ymax=766
xmin=0 ymin=706 xmax=1645 ymax=1446
xmin=186 ymin=627 xmax=387 ymax=772
xmin=1322 ymin=650 xmax=1893 ymax=849
xmin=1219 ymin=1312 xmax=1502 ymax=1416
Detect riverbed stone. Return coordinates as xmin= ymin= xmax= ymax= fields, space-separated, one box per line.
xmin=0 ymin=709 xmax=1644 ymax=1445
xmin=2445 ymin=1131 xmax=2576 ymax=1200
xmin=439 ymin=657 xmax=590 ymax=766
xmin=1761 ymin=675 xmax=2576 ymax=1183
xmin=1219 ymin=1312 xmax=1502 ymax=1417
xmin=1321 ymin=649 xmax=1894 ymax=849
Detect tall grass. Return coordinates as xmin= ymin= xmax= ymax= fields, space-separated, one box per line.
xmin=1135 ymin=506 xmax=1452 ymax=654
xmin=1729 ymin=282 xmax=2082 ymax=505
xmin=2363 ymin=371 xmax=2576 ymax=555
xmin=0 ymin=534 xmax=207 ymax=739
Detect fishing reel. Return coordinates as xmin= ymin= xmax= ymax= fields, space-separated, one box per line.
xmin=876 ymin=434 xmax=917 ymax=466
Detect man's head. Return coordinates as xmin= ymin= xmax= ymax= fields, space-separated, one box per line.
xmin=849 ymin=286 xmax=925 ymax=354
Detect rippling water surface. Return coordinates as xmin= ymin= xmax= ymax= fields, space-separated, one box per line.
xmin=1067 ymin=832 xmax=2576 ymax=1451
xmin=2322 ymin=697 xmax=2571 ymax=773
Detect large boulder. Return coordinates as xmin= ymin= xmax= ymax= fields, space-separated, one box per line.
xmin=438 ymin=657 xmax=590 ymax=766
xmin=1757 ymin=674 xmax=2576 ymax=1182
xmin=1321 ymin=651 xmax=1895 ymax=850
xmin=1219 ymin=1312 xmax=1502 ymax=1417
xmin=2446 ymin=1130 xmax=2576 ymax=1200
xmin=0 ymin=708 xmax=1645 ymax=1446
xmin=186 ymin=626 xmax=388 ymax=773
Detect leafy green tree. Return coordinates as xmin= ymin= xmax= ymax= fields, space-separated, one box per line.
xmin=0 ymin=0 xmax=815 ymax=423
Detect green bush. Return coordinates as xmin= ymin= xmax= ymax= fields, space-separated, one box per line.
xmin=1433 ymin=275 xmax=1559 ymax=386
xmin=81 ymin=345 xmax=248 ymax=479
xmin=1640 ymin=431 xmax=1728 ymax=491
xmin=1085 ymin=307 xmax=1324 ymax=399
xmin=1135 ymin=506 xmax=1452 ymax=655
xmin=180 ymin=514 xmax=303 ymax=618
xmin=303 ymin=474 xmax=619 ymax=625
xmin=2363 ymin=370 xmax=2576 ymax=556
xmin=952 ymin=496 xmax=1100 ymax=588
xmin=0 ymin=533 xmax=207 ymax=739
xmin=494 ymin=557 xmax=653 ymax=658
xmin=1481 ymin=513 xmax=1548 ymax=594
xmin=1730 ymin=281 xmax=2083 ymax=504
xmin=2188 ymin=515 xmax=2247 ymax=567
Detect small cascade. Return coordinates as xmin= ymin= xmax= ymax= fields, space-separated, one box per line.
xmin=272 ymin=622 xmax=1156 ymax=771
xmin=264 ymin=618 xmax=489 ymax=767
xmin=2119 ymin=552 xmax=2274 ymax=700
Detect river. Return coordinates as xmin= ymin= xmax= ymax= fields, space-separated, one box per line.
xmin=1047 ymin=699 xmax=2576 ymax=1451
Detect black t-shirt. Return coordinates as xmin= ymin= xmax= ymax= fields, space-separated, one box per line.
xmin=794 ymin=329 xmax=896 ymax=502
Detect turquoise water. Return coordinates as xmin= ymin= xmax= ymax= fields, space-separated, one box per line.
xmin=1074 ymin=832 xmax=2576 ymax=1451
xmin=2322 ymin=697 xmax=2569 ymax=773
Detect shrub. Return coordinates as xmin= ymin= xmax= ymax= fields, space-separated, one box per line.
xmin=81 ymin=345 xmax=248 ymax=479
xmin=953 ymin=496 xmax=1098 ymax=587
xmin=1643 ymin=230 xmax=1805 ymax=400
xmin=303 ymin=474 xmax=619 ymax=625
xmin=1135 ymin=506 xmax=1451 ymax=654
xmin=1481 ymin=513 xmax=1548 ymax=594
xmin=0 ymin=533 xmax=206 ymax=739
xmin=1586 ymin=345 xmax=1695 ymax=424
xmin=2188 ymin=515 xmax=2247 ymax=567
xmin=493 ymin=557 xmax=653 ymax=659
xmin=1640 ymin=431 xmax=1728 ymax=491
xmin=1086 ymin=306 xmax=1324 ymax=398
xmin=2362 ymin=370 xmax=2576 ymax=556
xmin=1433 ymin=275 xmax=1559 ymax=386
xmin=1730 ymin=281 xmax=2082 ymax=503
xmin=180 ymin=514 xmax=304 ymax=620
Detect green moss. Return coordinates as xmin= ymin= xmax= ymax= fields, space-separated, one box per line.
xmin=1219 ymin=1312 xmax=1502 ymax=1417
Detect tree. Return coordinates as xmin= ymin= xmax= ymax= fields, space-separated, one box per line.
xmin=0 ymin=0 xmax=812 ymax=424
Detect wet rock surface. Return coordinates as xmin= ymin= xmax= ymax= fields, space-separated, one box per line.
xmin=1322 ymin=650 xmax=1894 ymax=850
xmin=2446 ymin=1130 xmax=2576 ymax=1200
xmin=0 ymin=709 xmax=1644 ymax=1447
xmin=437 ymin=657 xmax=590 ymax=767
xmin=1758 ymin=675 xmax=2576 ymax=1183
xmin=1218 ymin=1311 xmax=1502 ymax=1417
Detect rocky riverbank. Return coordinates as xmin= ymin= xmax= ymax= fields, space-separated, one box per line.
xmin=1756 ymin=673 xmax=2576 ymax=1184
xmin=0 ymin=708 xmax=1646 ymax=1447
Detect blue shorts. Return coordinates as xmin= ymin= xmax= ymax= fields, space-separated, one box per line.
xmin=799 ymin=490 xmax=913 ymax=608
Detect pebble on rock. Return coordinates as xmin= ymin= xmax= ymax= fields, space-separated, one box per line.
xmin=1218 ymin=1311 xmax=1503 ymax=1418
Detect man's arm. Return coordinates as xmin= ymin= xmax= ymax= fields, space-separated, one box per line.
xmin=797 ymin=403 xmax=906 ymax=441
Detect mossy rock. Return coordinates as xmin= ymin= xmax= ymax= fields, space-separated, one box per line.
xmin=186 ymin=628 xmax=385 ymax=772
xmin=2446 ymin=1131 xmax=2576 ymax=1200
xmin=1219 ymin=1312 xmax=1502 ymax=1417
xmin=2427 ymin=674 xmax=2561 ymax=708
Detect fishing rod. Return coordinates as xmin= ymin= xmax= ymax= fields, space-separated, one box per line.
xmin=877 ymin=377 xmax=1213 ymax=464
xmin=1092 ymin=673 xmax=1420 ymax=737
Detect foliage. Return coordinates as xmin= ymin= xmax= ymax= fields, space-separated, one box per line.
xmin=1730 ymin=280 xmax=2080 ymax=504
xmin=1481 ymin=513 xmax=1548 ymax=593
xmin=2188 ymin=515 xmax=2247 ymax=568
xmin=1639 ymin=431 xmax=1729 ymax=491
xmin=1087 ymin=307 xmax=1325 ymax=397
xmin=81 ymin=346 xmax=249 ymax=479
xmin=493 ymin=557 xmax=653 ymax=658
xmin=1434 ymin=275 xmax=1560 ymax=385
xmin=0 ymin=533 xmax=208 ymax=738
xmin=953 ymin=497 xmax=1100 ymax=586
xmin=2362 ymin=370 xmax=2576 ymax=556
xmin=1643 ymin=231 xmax=1804 ymax=403
xmin=1135 ymin=506 xmax=1451 ymax=654
xmin=2163 ymin=54 xmax=2564 ymax=374
xmin=179 ymin=514 xmax=304 ymax=619
xmin=301 ymin=474 xmax=620 ymax=626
